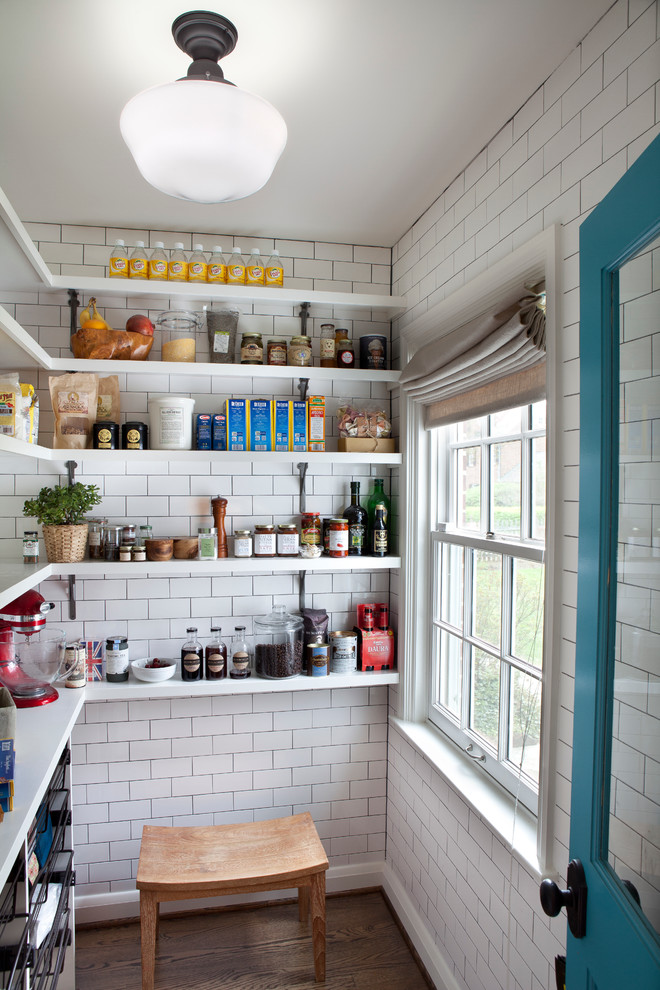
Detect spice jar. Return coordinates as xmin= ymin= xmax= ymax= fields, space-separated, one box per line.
xmin=132 ymin=544 xmax=146 ymax=562
xmin=119 ymin=544 xmax=133 ymax=562
xmin=301 ymin=512 xmax=321 ymax=547
xmin=288 ymin=335 xmax=312 ymax=367
xmin=254 ymin=604 xmax=304 ymax=679
xmin=103 ymin=525 xmax=122 ymax=561
xmin=22 ymin=531 xmax=39 ymax=565
xmin=254 ymin=524 xmax=276 ymax=557
xmin=267 ymin=337 xmax=287 ymax=366
xmin=336 ymin=338 xmax=355 ymax=368
xmin=233 ymin=529 xmax=253 ymax=558
xmin=122 ymin=524 xmax=136 ymax=546
xmin=240 ymin=331 xmax=263 ymax=364
xmin=329 ymin=518 xmax=349 ymax=557
xmin=198 ymin=527 xmax=218 ymax=560
xmin=277 ymin=524 xmax=300 ymax=557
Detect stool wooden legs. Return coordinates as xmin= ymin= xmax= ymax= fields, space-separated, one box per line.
xmin=140 ymin=891 xmax=159 ymax=990
xmin=310 ymin=872 xmax=326 ymax=982
xmin=298 ymin=885 xmax=309 ymax=922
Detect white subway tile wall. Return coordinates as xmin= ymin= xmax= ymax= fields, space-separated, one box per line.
xmin=387 ymin=2 xmax=659 ymax=989
xmin=72 ymin=686 xmax=388 ymax=894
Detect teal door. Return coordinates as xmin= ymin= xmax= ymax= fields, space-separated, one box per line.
xmin=568 ymin=132 xmax=660 ymax=987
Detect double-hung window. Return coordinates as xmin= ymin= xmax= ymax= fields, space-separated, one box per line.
xmin=430 ymin=401 xmax=546 ymax=814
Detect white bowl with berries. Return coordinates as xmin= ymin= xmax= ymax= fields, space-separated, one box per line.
xmin=131 ymin=658 xmax=177 ymax=682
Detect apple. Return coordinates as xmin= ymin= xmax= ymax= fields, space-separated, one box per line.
xmin=126 ymin=314 xmax=154 ymax=336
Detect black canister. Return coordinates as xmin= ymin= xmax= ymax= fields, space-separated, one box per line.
xmin=359 ymin=333 xmax=387 ymax=370
xmin=122 ymin=421 xmax=149 ymax=450
xmin=93 ymin=421 xmax=119 ymax=449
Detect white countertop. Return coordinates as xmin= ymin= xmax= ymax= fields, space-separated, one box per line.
xmin=0 ymin=687 xmax=85 ymax=889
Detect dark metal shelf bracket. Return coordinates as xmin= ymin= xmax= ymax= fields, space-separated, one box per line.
xmin=297 ymin=377 xmax=309 ymax=402
xmin=67 ymin=290 xmax=79 ymax=351
xmin=66 ymin=460 xmax=77 ymax=486
xmin=299 ymin=301 xmax=310 ymax=335
xmin=68 ymin=575 xmax=76 ymax=620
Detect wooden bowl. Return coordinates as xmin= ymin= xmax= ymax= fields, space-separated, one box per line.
xmin=145 ymin=538 xmax=173 ymax=561
xmin=173 ymin=536 xmax=198 ymax=560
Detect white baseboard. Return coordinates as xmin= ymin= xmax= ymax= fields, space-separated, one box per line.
xmin=382 ymin=864 xmax=459 ymax=990
xmin=75 ymin=859 xmax=386 ymax=925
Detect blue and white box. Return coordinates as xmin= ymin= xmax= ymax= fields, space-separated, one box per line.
xmin=225 ymin=398 xmax=247 ymax=451
xmin=291 ymin=400 xmax=308 ymax=452
xmin=273 ymin=399 xmax=290 ymax=451
xmin=249 ymin=399 xmax=272 ymax=451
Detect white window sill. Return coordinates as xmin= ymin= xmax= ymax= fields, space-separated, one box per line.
xmin=389 ymin=716 xmax=542 ymax=877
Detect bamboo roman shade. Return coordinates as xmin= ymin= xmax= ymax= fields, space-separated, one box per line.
xmin=400 ymin=296 xmax=546 ymax=429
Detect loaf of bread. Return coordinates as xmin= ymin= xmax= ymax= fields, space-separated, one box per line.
xmin=70 ymin=327 xmax=153 ymax=361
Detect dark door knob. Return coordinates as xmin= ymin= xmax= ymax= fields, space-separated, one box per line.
xmin=540 ymin=859 xmax=587 ymax=938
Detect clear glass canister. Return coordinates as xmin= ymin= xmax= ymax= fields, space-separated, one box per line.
xmin=288 ymin=335 xmax=312 ymax=366
xmin=156 ymin=310 xmax=201 ymax=363
xmin=254 ymin=604 xmax=304 ymax=679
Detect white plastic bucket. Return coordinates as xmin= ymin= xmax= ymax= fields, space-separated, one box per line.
xmin=148 ymin=396 xmax=195 ymax=450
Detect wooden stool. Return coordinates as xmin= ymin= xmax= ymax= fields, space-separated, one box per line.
xmin=136 ymin=812 xmax=329 ymax=989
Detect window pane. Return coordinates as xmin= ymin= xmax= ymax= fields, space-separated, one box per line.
xmin=472 ymin=550 xmax=502 ymax=648
xmin=490 ymin=406 xmax=523 ymax=437
xmin=436 ymin=628 xmax=462 ymax=718
xmin=457 ymin=417 xmax=482 ymax=441
xmin=511 ymin=559 xmax=545 ymax=668
xmin=470 ymin=648 xmax=500 ymax=748
xmin=491 ymin=440 xmax=521 ymax=537
xmin=509 ymin=668 xmax=541 ymax=785
xmin=457 ymin=446 xmax=481 ymax=531
xmin=531 ymin=401 xmax=546 ymax=430
xmin=440 ymin=543 xmax=464 ymax=629
xmin=532 ymin=436 xmax=546 ymax=539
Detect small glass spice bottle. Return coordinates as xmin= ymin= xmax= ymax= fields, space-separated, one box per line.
xmin=22 ymin=531 xmax=39 ymax=564
xmin=198 ymin=527 xmax=219 ymax=560
xmin=277 ymin=524 xmax=300 ymax=557
xmin=233 ymin=529 xmax=253 ymax=558
xmin=119 ymin=544 xmax=133 ymax=562
xmin=132 ymin=544 xmax=146 ymax=562
xmin=254 ymin=524 xmax=276 ymax=557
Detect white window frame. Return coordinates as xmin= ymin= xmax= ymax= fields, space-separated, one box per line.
xmin=430 ymin=403 xmax=547 ymax=815
xmin=395 ymin=225 xmax=560 ymax=874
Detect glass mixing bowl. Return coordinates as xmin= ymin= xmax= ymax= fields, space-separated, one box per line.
xmin=12 ymin=628 xmax=70 ymax=684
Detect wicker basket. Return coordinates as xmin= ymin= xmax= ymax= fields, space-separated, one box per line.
xmin=43 ymin=524 xmax=89 ymax=563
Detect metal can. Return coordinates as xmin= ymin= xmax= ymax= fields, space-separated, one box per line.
xmin=288 ymin=335 xmax=312 ymax=367
xmin=277 ymin=524 xmax=300 ymax=557
xmin=267 ymin=337 xmax=288 ymax=366
xmin=93 ymin=421 xmax=119 ymax=449
xmin=359 ymin=333 xmax=388 ymax=370
xmin=122 ymin=421 xmax=149 ymax=449
xmin=306 ymin=641 xmax=329 ymax=677
xmin=301 ymin=512 xmax=321 ymax=546
xmin=329 ymin=518 xmax=349 ymax=557
xmin=64 ymin=642 xmax=87 ymax=689
xmin=330 ymin=631 xmax=358 ymax=673
xmin=240 ymin=331 xmax=263 ymax=364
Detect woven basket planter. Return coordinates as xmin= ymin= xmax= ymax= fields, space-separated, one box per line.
xmin=43 ymin=524 xmax=89 ymax=563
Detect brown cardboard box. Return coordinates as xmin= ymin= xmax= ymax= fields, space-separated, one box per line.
xmin=337 ymin=437 xmax=397 ymax=453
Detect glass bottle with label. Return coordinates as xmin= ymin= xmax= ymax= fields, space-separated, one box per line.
xmin=188 ymin=244 xmax=208 ymax=282
xmin=205 ymin=627 xmax=227 ymax=680
xmin=230 ymin=626 xmax=251 ymax=678
xmin=368 ymin=478 xmax=390 ymax=556
xmin=246 ymin=248 xmax=265 ymax=286
xmin=148 ymin=241 xmax=168 ymax=280
xmin=105 ymin=637 xmax=129 ymax=682
xmin=207 ymin=245 xmax=226 ymax=284
xmin=22 ymin=531 xmax=39 ymax=564
xmin=181 ymin=627 xmax=203 ymax=681
xmin=336 ymin=338 xmax=355 ymax=368
xmin=226 ymin=248 xmax=246 ymax=285
xmin=129 ymin=241 xmax=149 ymax=279
xmin=108 ymin=239 xmax=128 ymax=278
xmin=168 ymin=242 xmax=189 ymax=282
xmin=198 ymin=527 xmax=218 ymax=560
xmin=264 ymin=249 xmax=283 ymax=288
xmin=320 ymin=324 xmax=336 ymax=367
xmin=344 ymin=481 xmax=368 ymax=555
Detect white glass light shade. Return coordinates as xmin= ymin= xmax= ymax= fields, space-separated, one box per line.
xmin=120 ymin=79 xmax=287 ymax=203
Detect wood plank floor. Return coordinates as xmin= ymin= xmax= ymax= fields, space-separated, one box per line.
xmin=75 ymin=891 xmax=434 ymax=990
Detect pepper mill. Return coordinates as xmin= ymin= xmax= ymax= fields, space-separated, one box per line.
xmin=211 ymin=496 xmax=228 ymax=558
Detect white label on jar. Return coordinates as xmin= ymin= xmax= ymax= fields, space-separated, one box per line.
xmin=234 ymin=537 xmax=253 ymax=557
xmin=213 ymin=331 xmax=230 ymax=353
xmin=159 ymin=406 xmax=185 ymax=444
xmin=329 ymin=529 xmax=348 ymax=553
xmin=22 ymin=538 xmax=39 ymax=557
xmin=277 ymin=531 xmax=299 ymax=555
xmin=254 ymin=532 xmax=276 ymax=555
xmin=106 ymin=646 xmax=129 ymax=674
xmin=88 ymin=530 xmax=101 ymax=547
xmin=320 ymin=337 xmax=335 ymax=359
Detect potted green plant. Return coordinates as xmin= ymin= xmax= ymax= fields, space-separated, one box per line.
xmin=23 ymin=483 xmax=102 ymax=563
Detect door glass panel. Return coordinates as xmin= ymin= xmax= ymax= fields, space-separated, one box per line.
xmin=607 ymin=237 xmax=660 ymax=934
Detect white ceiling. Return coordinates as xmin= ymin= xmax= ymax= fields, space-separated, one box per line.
xmin=1 ymin=0 xmax=613 ymax=247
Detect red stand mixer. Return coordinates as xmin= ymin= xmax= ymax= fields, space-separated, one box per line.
xmin=0 ymin=590 xmax=68 ymax=707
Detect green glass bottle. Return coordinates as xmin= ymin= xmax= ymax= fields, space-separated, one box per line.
xmin=367 ymin=478 xmax=390 ymax=556
xmin=345 ymin=481 xmax=368 ymax=555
